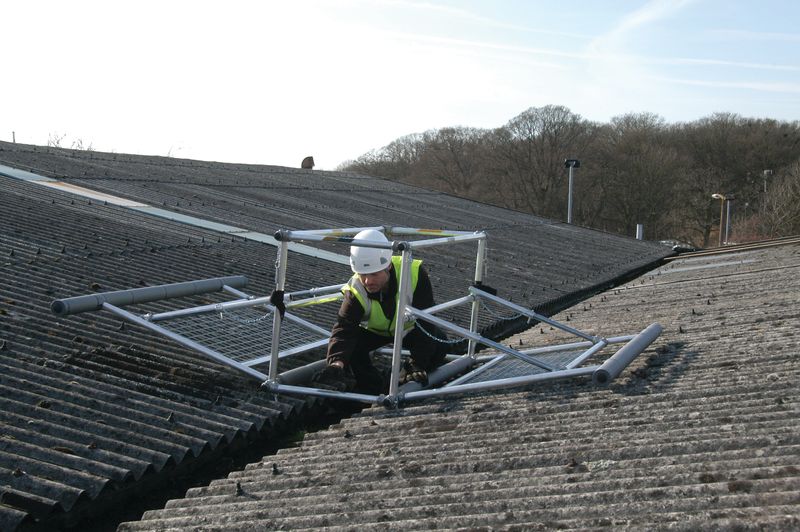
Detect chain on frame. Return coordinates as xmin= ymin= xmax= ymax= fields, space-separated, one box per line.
xmin=218 ymin=305 xmax=273 ymax=325
xmin=478 ymin=298 xmax=524 ymax=322
xmin=414 ymin=320 xmax=464 ymax=344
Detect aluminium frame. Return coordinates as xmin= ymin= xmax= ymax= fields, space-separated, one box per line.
xmin=51 ymin=225 xmax=662 ymax=409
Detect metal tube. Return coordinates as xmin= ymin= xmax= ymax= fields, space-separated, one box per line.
xmin=386 ymin=227 xmax=477 ymax=237
xmin=567 ymin=165 xmax=574 ymax=224
xmin=388 ymin=249 xmax=414 ymax=397
xmin=564 ymin=339 xmax=608 ymax=369
xmin=408 ymin=307 xmax=558 ymax=371
xmin=148 ymin=295 xmax=269 ymax=322
xmin=282 ymin=226 xmax=381 ymax=239
xmin=419 ymin=295 xmax=473 ymax=315
xmin=222 ymin=285 xmax=251 ymax=299
xmin=276 ymin=360 xmax=327 ymax=385
xmin=103 ymin=303 xmax=268 ymax=382
xmin=402 ymin=232 xmax=486 ymax=250
xmin=472 ymin=335 xmax=635 ymax=362
xmin=286 ymin=284 xmax=345 ymax=300
xmin=470 ymin=287 xmax=599 ymax=342
xmin=375 ymin=346 xmax=410 ymax=356
xmin=445 ymin=353 xmax=508 ymax=387
xmin=265 ymin=382 xmax=379 ymax=404
xmin=51 ymin=276 xmax=248 ymax=316
xmin=592 ymin=323 xmax=662 ymax=385
xmin=269 ymin=241 xmax=289 ymax=381
xmin=403 ymin=366 xmax=597 ymax=402
xmin=725 ymin=199 xmax=732 ymax=244
xmin=468 ymin=238 xmax=487 ymax=357
xmin=280 ymin=230 xmax=393 ymax=248
xmin=520 ymin=336 xmax=631 ymax=355
xmin=244 ymin=338 xmax=330 ymax=367
xmin=285 ymin=293 xmax=343 ymax=309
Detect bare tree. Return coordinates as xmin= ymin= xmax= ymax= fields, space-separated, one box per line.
xmin=758 ymin=160 xmax=800 ymax=237
xmin=490 ymin=105 xmax=596 ymax=219
xmin=339 ymin=107 xmax=800 ymax=241
xmin=672 ymin=113 xmax=800 ymax=246
xmin=411 ymin=127 xmax=488 ymax=197
xmin=47 ymin=132 xmax=94 ymax=151
xmin=591 ymin=113 xmax=687 ymax=239
xmin=47 ymin=132 xmax=67 ymax=147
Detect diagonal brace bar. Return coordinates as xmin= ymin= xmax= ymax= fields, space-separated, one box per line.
xmin=407 ymin=306 xmax=558 ymax=371
xmin=470 ymin=287 xmax=601 ymax=342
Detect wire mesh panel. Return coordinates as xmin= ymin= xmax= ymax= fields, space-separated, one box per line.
xmin=458 ymin=348 xmax=596 ymax=384
xmin=158 ymin=305 xmax=329 ymax=366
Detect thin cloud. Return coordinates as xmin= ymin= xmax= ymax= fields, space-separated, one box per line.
xmin=655 ymin=76 xmax=800 ymax=94
xmin=384 ymin=30 xmax=580 ymax=67
xmin=656 ymin=57 xmax=800 ymax=72
xmin=589 ymin=0 xmax=696 ymax=53
xmin=373 ymin=0 xmax=592 ymax=39
xmin=709 ymin=29 xmax=800 ymax=42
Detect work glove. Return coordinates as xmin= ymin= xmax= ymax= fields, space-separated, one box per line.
xmin=269 ymin=290 xmax=286 ymax=318
xmin=399 ymin=360 xmax=428 ymax=386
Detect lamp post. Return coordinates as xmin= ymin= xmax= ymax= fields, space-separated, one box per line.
xmin=711 ymin=193 xmax=726 ymax=247
xmin=724 ymin=194 xmax=735 ymax=244
xmin=564 ymin=159 xmax=580 ymax=224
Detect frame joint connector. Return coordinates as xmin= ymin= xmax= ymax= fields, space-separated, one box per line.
xmin=380 ymin=393 xmax=403 ymax=409
xmin=261 ymin=379 xmax=279 ymax=392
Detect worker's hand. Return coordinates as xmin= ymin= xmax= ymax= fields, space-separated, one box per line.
xmin=269 ymin=290 xmax=286 ymax=318
xmin=329 ymin=360 xmax=345 ymax=369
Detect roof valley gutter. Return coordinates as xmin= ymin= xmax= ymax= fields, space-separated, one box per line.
xmin=0 ymin=164 xmax=349 ymax=265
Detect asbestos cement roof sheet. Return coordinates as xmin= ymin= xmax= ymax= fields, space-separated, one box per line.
xmin=120 ymin=242 xmax=800 ymax=530
xmin=0 ymin=141 xmax=673 ymax=530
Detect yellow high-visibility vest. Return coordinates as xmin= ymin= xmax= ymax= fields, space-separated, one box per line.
xmin=342 ymin=256 xmax=422 ymax=336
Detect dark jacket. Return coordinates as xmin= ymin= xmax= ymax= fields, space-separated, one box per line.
xmin=327 ymin=263 xmax=435 ymax=364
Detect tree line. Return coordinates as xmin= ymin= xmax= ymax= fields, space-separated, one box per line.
xmin=339 ymin=106 xmax=800 ymax=247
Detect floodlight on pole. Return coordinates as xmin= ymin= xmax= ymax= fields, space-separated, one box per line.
xmin=711 ymin=193 xmax=726 ymax=247
xmin=564 ymin=159 xmax=580 ymax=224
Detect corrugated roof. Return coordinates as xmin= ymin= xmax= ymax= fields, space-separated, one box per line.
xmin=0 ymin=141 xmax=672 ymax=530
xmin=120 ymin=243 xmax=800 ymax=530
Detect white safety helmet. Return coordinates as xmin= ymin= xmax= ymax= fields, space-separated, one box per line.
xmin=349 ymin=229 xmax=392 ymax=274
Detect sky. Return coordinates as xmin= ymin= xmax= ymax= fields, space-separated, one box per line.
xmin=3 ymin=0 xmax=799 ymax=169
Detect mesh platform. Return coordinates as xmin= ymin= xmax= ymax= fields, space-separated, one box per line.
xmin=159 ymin=305 xmax=329 ymax=366
xmin=458 ymin=348 xmax=592 ymax=384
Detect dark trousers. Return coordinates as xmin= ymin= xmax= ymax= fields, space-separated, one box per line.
xmin=342 ymin=323 xmax=449 ymax=395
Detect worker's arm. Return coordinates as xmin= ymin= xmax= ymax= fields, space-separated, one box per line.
xmin=326 ymin=292 xmax=364 ymax=366
xmin=411 ymin=265 xmax=436 ymax=310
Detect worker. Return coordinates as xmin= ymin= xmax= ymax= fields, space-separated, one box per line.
xmin=323 ymin=229 xmax=448 ymax=395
